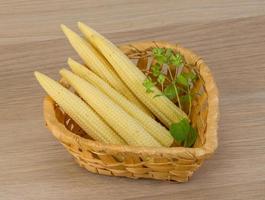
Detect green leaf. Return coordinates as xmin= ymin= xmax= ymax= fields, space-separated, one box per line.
xmin=165 ymin=48 xmax=173 ymax=56
xmin=165 ymin=48 xmax=174 ymax=61
xmin=163 ymin=84 xmax=177 ymax=100
xmin=184 ymin=127 xmax=197 ymax=147
xmin=170 ymin=119 xmax=197 ymax=147
xmin=152 ymin=48 xmax=164 ymax=57
xmin=152 ymin=48 xmax=167 ymax=64
xmin=180 ymin=94 xmax=192 ymax=103
xmin=175 ymin=74 xmax=189 ymax=87
xmin=157 ymin=74 xmax=166 ymax=84
xmin=169 ymin=118 xmax=190 ymax=142
xmin=183 ymin=72 xmax=197 ymax=81
xmin=169 ymin=53 xmax=184 ymax=66
xmin=143 ymin=77 xmax=155 ymax=93
xmin=151 ymin=63 xmax=161 ymax=77
xmin=155 ymin=55 xmax=167 ymax=64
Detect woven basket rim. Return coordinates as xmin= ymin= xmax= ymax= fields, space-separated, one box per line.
xmin=43 ymin=41 xmax=219 ymax=159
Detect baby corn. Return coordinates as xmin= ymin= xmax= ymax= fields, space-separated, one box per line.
xmin=60 ymin=69 xmax=162 ymax=147
xmin=78 ymin=22 xmax=188 ymax=127
xmin=61 ymin=24 xmax=152 ymax=117
xmin=34 ymin=71 xmax=125 ymax=145
xmin=68 ymin=58 xmax=174 ymax=147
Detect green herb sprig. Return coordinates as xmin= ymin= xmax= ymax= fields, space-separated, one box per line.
xmin=143 ymin=47 xmax=198 ymax=147
xmin=170 ymin=118 xmax=197 ymax=147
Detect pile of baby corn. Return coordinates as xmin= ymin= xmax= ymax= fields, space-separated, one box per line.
xmin=35 ymin=22 xmax=188 ymax=148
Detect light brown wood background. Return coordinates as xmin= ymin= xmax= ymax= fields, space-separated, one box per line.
xmin=0 ymin=0 xmax=265 ymax=199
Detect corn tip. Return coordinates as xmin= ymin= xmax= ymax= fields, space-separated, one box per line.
xmin=59 ymin=68 xmax=67 ymax=74
xmin=34 ymin=71 xmax=46 ymax=81
xmin=77 ymin=22 xmax=95 ymax=37
xmin=59 ymin=68 xmax=71 ymax=76
xmin=60 ymin=24 xmax=68 ymax=32
xmin=78 ymin=21 xmax=87 ymax=30
xmin=34 ymin=71 xmax=40 ymax=77
xmin=77 ymin=21 xmax=84 ymax=28
xmin=61 ymin=24 xmax=76 ymax=37
xmin=67 ymin=57 xmax=74 ymax=65
xmin=67 ymin=58 xmax=79 ymax=70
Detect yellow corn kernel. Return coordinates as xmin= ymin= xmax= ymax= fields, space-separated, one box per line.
xmin=61 ymin=24 xmax=153 ymax=117
xmin=60 ymin=69 xmax=162 ymax=147
xmin=68 ymin=59 xmax=174 ymax=147
xmin=78 ymin=22 xmax=188 ymax=128
xmin=34 ymin=71 xmax=125 ymax=145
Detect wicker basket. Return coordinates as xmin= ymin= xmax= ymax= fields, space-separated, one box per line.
xmin=43 ymin=41 xmax=219 ymax=182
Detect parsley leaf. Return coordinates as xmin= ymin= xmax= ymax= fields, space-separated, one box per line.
xmin=169 ymin=53 xmax=184 ymax=66
xmin=151 ymin=63 xmax=161 ymax=77
xmin=152 ymin=48 xmax=164 ymax=56
xmin=165 ymin=48 xmax=174 ymax=63
xmin=163 ymin=84 xmax=177 ymax=100
xmin=180 ymin=94 xmax=192 ymax=103
xmin=175 ymin=74 xmax=189 ymax=87
xmin=169 ymin=119 xmax=190 ymax=142
xmin=169 ymin=118 xmax=197 ymax=147
xmin=152 ymin=48 xmax=167 ymax=64
xmin=157 ymin=74 xmax=166 ymax=84
xmin=143 ymin=77 xmax=155 ymax=93
xmin=184 ymin=126 xmax=197 ymax=147
xmin=156 ymin=55 xmax=167 ymax=64
xmin=182 ymin=72 xmax=197 ymax=81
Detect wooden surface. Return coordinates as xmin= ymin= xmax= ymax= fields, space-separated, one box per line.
xmin=0 ymin=0 xmax=265 ymax=199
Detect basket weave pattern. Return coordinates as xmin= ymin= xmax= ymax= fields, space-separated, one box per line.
xmin=43 ymin=41 xmax=219 ymax=182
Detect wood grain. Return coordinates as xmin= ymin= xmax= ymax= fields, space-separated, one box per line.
xmin=0 ymin=0 xmax=265 ymax=199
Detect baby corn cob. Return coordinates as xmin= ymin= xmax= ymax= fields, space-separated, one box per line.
xmin=60 ymin=69 xmax=162 ymax=147
xmin=68 ymin=58 xmax=174 ymax=147
xmin=78 ymin=22 xmax=188 ymax=127
xmin=60 ymin=24 xmax=152 ymax=117
xmin=34 ymin=71 xmax=125 ymax=145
